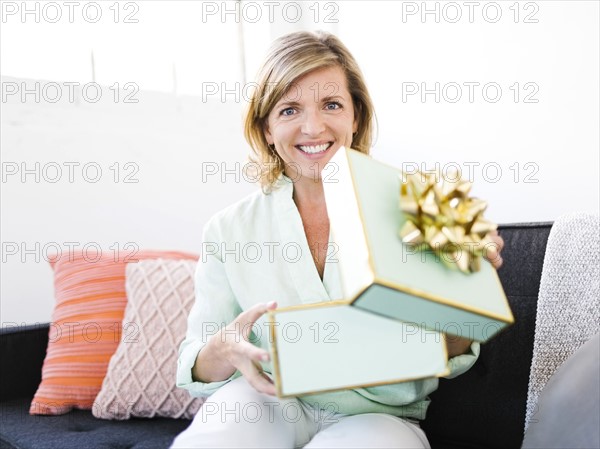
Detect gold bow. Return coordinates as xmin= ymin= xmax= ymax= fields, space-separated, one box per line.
xmin=398 ymin=170 xmax=497 ymax=273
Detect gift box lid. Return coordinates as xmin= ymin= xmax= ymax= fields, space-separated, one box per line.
xmin=323 ymin=147 xmax=514 ymax=342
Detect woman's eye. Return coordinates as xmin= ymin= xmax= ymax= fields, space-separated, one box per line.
xmin=325 ymin=102 xmax=341 ymax=110
xmin=280 ymin=107 xmax=296 ymax=116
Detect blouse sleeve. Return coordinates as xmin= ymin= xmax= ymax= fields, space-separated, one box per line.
xmin=176 ymin=216 xmax=243 ymax=397
xmin=353 ymin=341 xmax=481 ymax=409
xmin=443 ymin=341 xmax=481 ymax=379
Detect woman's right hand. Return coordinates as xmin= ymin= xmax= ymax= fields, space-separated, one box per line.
xmin=192 ymin=301 xmax=278 ymax=396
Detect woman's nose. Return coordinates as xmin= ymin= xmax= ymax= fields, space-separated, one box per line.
xmin=301 ymin=109 xmax=326 ymax=136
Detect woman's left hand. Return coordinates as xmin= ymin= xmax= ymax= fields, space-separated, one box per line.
xmin=447 ymin=230 xmax=504 ymax=357
xmin=483 ymin=229 xmax=504 ymax=269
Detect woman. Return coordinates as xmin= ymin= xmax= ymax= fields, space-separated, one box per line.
xmin=172 ymin=31 xmax=504 ymax=448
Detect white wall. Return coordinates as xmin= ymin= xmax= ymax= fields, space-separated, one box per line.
xmin=1 ymin=82 xmax=255 ymax=324
xmin=1 ymin=1 xmax=599 ymax=325
xmin=337 ymin=1 xmax=599 ymax=224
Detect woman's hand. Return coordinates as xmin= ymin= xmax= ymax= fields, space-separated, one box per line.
xmin=445 ymin=334 xmax=473 ymax=358
xmin=192 ymin=301 xmax=278 ymax=396
xmin=483 ymin=229 xmax=504 ymax=269
xmin=446 ymin=230 xmax=504 ymax=356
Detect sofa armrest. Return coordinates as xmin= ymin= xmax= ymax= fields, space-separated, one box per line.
xmin=0 ymin=323 xmax=49 ymax=402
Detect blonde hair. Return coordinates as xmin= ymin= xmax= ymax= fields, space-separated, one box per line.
xmin=243 ymin=30 xmax=376 ymax=190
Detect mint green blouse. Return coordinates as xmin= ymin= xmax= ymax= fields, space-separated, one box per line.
xmin=176 ymin=175 xmax=480 ymax=419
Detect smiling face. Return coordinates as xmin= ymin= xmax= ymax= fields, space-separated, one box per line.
xmin=263 ymin=65 xmax=358 ymax=184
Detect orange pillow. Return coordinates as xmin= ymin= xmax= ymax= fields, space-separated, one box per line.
xmin=30 ymin=250 xmax=198 ymax=415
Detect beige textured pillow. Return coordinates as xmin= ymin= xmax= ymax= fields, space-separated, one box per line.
xmin=93 ymin=258 xmax=204 ymax=420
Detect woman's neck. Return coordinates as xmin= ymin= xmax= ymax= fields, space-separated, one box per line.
xmin=291 ymin=177 xmax=327 ymax=210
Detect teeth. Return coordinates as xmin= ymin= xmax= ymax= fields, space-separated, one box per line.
xmin=298 ymin=143 xmax=330 ymax=154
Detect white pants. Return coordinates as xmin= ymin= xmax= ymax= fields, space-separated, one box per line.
xmin=170 ymin=377 xmax=431 ymax=449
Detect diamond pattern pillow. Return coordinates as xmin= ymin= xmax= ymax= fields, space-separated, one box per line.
xmin=93 ymin=258 xmax=204 ymax=420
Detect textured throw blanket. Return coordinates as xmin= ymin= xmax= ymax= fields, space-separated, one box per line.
xmin=525 ymin=212 xmax=600 ymax=431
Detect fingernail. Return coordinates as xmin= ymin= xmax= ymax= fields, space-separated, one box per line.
xmin=261 ymin=353 xmax=270 ymax=361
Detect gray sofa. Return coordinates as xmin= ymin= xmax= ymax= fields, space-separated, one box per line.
xmin=1 ymin=222 xmax=555 ymax=449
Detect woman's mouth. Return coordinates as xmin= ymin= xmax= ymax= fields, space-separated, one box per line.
xmin=295 ymin=142 xmax=333 ymax=154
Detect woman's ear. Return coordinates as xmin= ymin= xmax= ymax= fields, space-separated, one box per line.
xmin=263 ymin=123 xmax=273 ymax=145
xmin=352 ymin=101 xmax=360 ymax=135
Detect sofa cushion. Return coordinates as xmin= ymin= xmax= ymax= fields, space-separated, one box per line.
xmin=93 ymin=259 xmax=204 ymax=420
xmin=421 ymin=222 xmax=552 ymax=449
xmin=1 ymin=397 xmax=190 ymax=449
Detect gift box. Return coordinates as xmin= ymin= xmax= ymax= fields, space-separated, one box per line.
xmin=267 ymin=147 xmax=513 ymax=397
xmin=268 ymin=301 xmax=448 ymax=397
xmin=322 ymin=147 xmax=514 ymax=343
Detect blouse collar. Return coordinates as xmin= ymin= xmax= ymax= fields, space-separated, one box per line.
xmin=271 ymin=173 xmax=343 ymax=304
